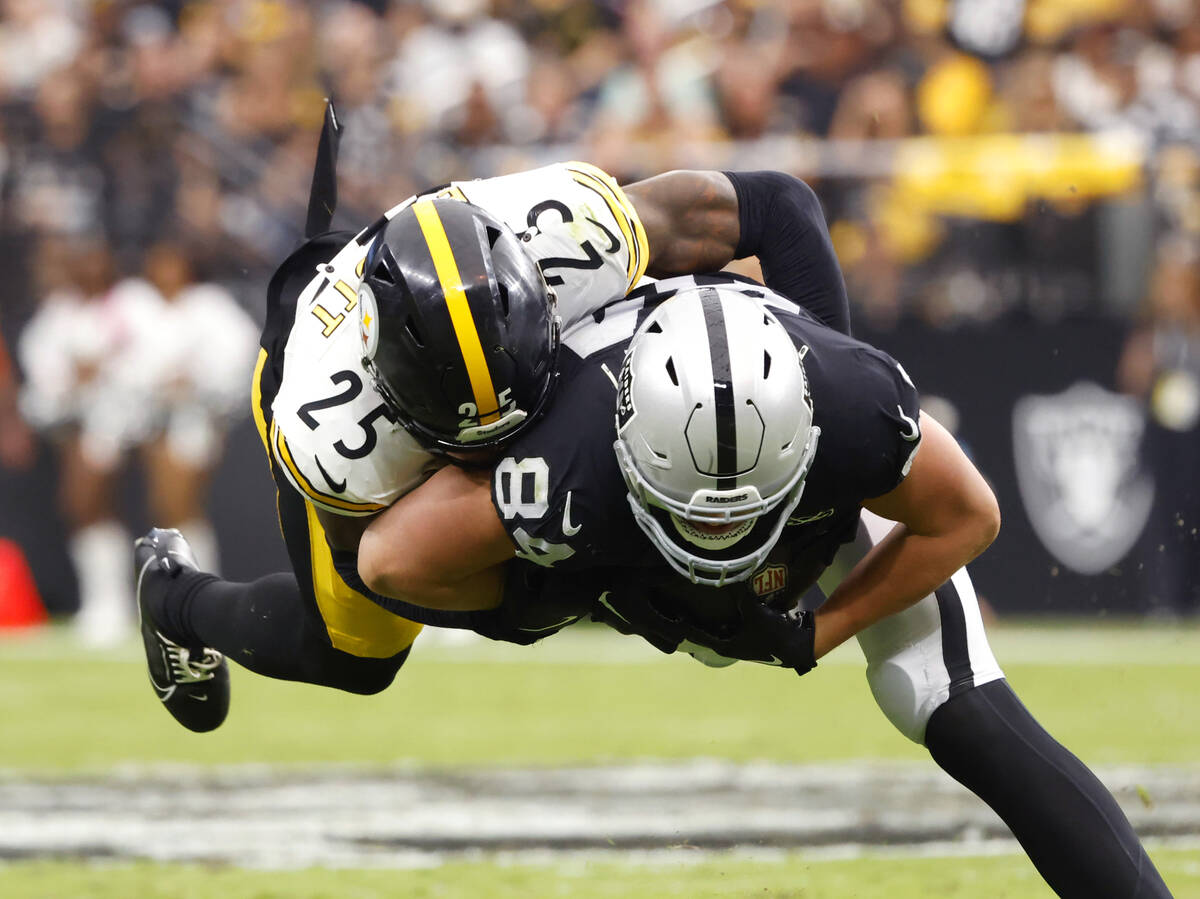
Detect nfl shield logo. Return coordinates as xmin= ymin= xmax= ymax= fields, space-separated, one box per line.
xmin=1013 ymin=381 xmax=1153 ymax=576
xmin=752 ymin=565 xmax=787 ymax=597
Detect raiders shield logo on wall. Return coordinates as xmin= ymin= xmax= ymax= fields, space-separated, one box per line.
xmin=1012 ymin=381 xmax=1153 ymax=576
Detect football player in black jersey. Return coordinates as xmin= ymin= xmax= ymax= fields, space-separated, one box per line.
xmin=348 ymin=195 xmax=1173 ymax=895
xmin=136 ymin=159 xmax=1170 ymax=896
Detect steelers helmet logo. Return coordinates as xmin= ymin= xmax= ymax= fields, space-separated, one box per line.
xmin=358 ymin=282 xmax=380 ymax=359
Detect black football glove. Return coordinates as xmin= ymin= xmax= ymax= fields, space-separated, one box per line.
xmin=686 ymin=594 xmax=816 ymax=676
xmin=590 ymin=575 xmax=817 ymax=676
xmin=588 ymin=573 xmax=687 ymax=656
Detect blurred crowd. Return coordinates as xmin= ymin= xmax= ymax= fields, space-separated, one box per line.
xmin=0 ymin=0 xmax=1199 ymax=627
xmin=0 ymin=0 xmax=1199 ymax=326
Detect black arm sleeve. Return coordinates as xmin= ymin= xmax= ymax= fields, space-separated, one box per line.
xmin=723 ymin=170 xmax=851 ymax=336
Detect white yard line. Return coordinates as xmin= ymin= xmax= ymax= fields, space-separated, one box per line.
xmin=0 ymin=761 xmax=1196 ymax=869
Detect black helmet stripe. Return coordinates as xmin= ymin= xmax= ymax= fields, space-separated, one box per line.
xmin=411 ymin=198 xmax=502 ymax=423
xmin=699 ymin=287 xmax=737 ymax=490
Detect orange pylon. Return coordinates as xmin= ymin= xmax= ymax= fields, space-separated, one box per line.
xmin=0 ymin=538 xmax=48 ymax=629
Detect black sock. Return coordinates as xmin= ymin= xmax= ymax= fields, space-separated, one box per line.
xmin=147 ymin=568 xmax=408 ymax=695
xmin=925 ymin=679 xmax=1171 ymax=898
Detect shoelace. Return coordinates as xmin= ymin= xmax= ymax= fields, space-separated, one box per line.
xmin=166 ymin=643 xmax=223 ymax=684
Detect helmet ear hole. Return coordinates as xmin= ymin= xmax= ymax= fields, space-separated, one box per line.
xmin=485 ymin=225 xmax=503 ymax=249
xmin=373 ymin=264 xmax=396 ymax=287
xmin=763 ymin=351 xmax=772 ymax=379
xmin=497 ymin=282 xmax=510 ymax=317
xmin=665 ymin=357 xmax=678 ymax=386
xmin=404 ymin=318 xmax=424 ymax=347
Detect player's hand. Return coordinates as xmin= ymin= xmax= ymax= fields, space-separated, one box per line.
xmin=695 ymin=596 xmax=816 ymax=676
xmin=589 ymin=574 xmax=817 ymax=676
xmin=638 ymin=572 xmax=817 ymax=675
xmin=580 ymin=570 xmax=686 ymax=656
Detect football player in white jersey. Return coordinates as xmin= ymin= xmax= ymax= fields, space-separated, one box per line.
xmin=329 ymin=174 xmax=1172 ymax=896
xmin=134 ymin=116 xmax=798 ymax=732
xmin=269 ymin=162 xmax=650 ymax=522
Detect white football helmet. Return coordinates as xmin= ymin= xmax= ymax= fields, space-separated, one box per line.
xmin=614 ymin=286 xmax=820 ymax=586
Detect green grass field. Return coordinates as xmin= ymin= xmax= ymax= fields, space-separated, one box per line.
xmin=6 ymin=851 xmax=1200 ymax=899
xmin=1 ymin=620 xmax=1198 ymax=897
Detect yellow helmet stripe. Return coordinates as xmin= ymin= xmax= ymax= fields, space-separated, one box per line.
xmin=412 ymin=198 xmax=501 ymax=424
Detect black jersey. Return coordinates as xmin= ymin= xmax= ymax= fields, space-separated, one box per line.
xmin=491 ymin=274 xmax=923 ymax=598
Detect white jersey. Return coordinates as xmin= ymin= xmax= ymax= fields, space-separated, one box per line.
xmin=270 ymin=161 xmax=649 ymax=516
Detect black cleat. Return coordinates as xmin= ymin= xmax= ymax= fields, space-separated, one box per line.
xmin=135 ymin=528 xmax=229 ymax=733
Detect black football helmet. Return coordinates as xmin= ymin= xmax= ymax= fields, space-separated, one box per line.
xmin=357 ymin=197 xmax=560 ymax=449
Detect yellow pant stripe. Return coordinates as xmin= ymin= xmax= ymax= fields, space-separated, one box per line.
xmin=567 ymin=162 xmax=650 ymax=289
xmin=413 ymin=198 xmax=500 ymax=424
xmin=251 ymin=349 xmax=270 ymax=456
xmin=303 ymin=501 xmax=422 ymax=658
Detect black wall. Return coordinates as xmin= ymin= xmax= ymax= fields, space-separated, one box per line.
xmin=0 ymin=314 xmax=1175 ymax=616
xmin=860 ymin=315 xmax=1157 ymax=614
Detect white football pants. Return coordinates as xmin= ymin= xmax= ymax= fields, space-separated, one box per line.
xmin=817 ymin=510 xmax=1005 ymax=744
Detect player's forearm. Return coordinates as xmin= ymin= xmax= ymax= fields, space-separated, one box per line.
xmin=356 ymin=517 xmax=509 ymax=611
xmin=722 ymin=171 xmax=850 ymax=333
xmin=813 ymin=517 xmax=998 ymax=659
xmin=813 ymin=413 xmax=1001 ymax=657
xmin=356 ymin=464 xmax=515 ymax=611
xmin=357 ymin=551 xmax=506 ymax=611
xmin=622 ymin=170 xmax=741 ymax=276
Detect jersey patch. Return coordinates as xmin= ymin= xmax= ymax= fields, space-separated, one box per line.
xmin=751 ymin=565 xmax=787 ymax=597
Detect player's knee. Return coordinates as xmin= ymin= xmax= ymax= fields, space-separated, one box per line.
xmin=866 ymin=661 xmax=1008 ymax=745
xmin=337 ymin=666 xmax=399 ymax=696
xmin=317 ymin=647 xmax=410 ymax=695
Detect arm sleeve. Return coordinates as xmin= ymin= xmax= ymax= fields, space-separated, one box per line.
xmin=723 ymin=171 xmax=851 ymax=336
